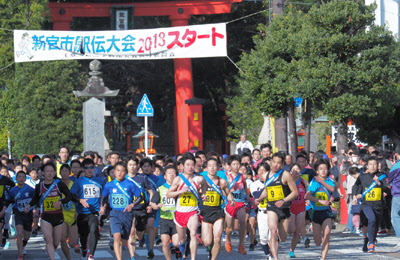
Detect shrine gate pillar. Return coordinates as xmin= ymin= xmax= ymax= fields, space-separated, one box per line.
xmin=170 ymin=15 xmax=203 ymax=154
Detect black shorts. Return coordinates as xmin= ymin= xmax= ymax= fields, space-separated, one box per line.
xmin=159 ymin=219 xmax=177 ymax=236
xmin=132 ymin=209 xmax=148 ymax=232
xmin=305 ymin=209 xmax=312 ymax=221
xmin=41 ymin=213 xmax=64 ymax=227
xmin=148 ymin=209 xmax=157 ymax=219
xmin=267 ymin=205 xmax=290 ymax=221
xmin=14 ymin=210 xmax=33 ymax=232
xmin=311 ymin=209 xmax=333 ymax=225
xmin=201 ymin=207 xmax=225 ymax=224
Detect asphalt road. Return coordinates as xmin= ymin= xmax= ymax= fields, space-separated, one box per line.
xmin=0 ymin=223 xmax=399 ymax=260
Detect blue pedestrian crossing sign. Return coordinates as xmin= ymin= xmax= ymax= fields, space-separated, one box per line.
xmin=137 ymin=94 xmax=154 ymax=117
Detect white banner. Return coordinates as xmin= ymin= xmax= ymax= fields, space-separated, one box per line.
xmin=331 ymin=125 xmax=368 ymax=147
xmin=14 ymin=23 xmax=227 ymax=62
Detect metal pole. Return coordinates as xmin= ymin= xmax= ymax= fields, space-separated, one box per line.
xmin=7 ymin=129 xmax=11 ymax=159
xmin=145 ymin=116 xmax=148 ymax=157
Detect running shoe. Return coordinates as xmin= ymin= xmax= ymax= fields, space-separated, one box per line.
xmin=221 ymin=232 xmax=226 ymax=242
xmin=238 ymin=244 xmax=247 ymax=255
xmin=207 ymin=246 xmax=212 ymax=259
xmin=342 ymin=228 xmax=351 ymax=233
xmin=31 ymin=229 xmax=38 ymax=237
xmin=18 ymin=255 xmax=23 ymax=260
xmin=304 ymin=237 xmax=310 ymax=248
xmin=249 ymin=243 xmax=255 ymax=251
xmin=4 ymin=241 xmax=10 ymax=249
xmin=225 ymin=241 xmax=232 ymax=253
xmin=196 ymin=234 xmax=203 ymax=245
xmin=139 ymin=236 xmax=145 ymax=247
xmin=377 ymin=229 xmax=388 ymax=237
xmin=147 ymin=249 xmax=154 ymax=259
xmin=155 ymin=237 xmax=162 ymax=246
xmin=131 ymin=258 xmax=136 ymax=260
xmin=362 ymin=237 xmax=369 ymax=253
xmin=175 ymin=249 xmax=182 ymax=259
xmin=288 ymin=251 xmax=296 ymax=258
xmin=261 ymin=244 xmax=270 ymax=256
xmin=178 ymin=243 xmax=185 ymax=255
xmin=254 ymin=239 xmax=258 ymax=246
xmin=74 ymin=245 xmax=81 ymax=254
xmin=22 ymin=247 xmax=27 ymax=255
xmin=88 ymin=254 xmax=95 ymax=260
xmin=82 ymin=249 xmax=88 ymax=258
xmin=10 ymin=227 xmax=16 ymax=237
xmin=367 ymin=243 xmax=375 ymax=253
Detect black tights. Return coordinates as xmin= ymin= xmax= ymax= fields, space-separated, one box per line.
xmin=77 ymin=213 xmax=99 ymax=255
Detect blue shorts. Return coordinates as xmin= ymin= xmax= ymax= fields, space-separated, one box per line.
xmin=110 ymin=210 xmax=134 ymax=240
xmin=247 ymin=207 xmax=257 ymax=218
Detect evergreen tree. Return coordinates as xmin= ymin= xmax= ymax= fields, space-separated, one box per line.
xmin=0 ymin=0 xmax=84 ymax=156
xmin=232 ymin=0 xmax=400 ymax=156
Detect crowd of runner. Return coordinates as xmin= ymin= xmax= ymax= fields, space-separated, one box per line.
xmin=0 ymin=142 xmax=399 ymax=260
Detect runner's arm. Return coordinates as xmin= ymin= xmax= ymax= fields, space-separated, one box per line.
xmin=100 ymin=195 xmax=109 ymax=208
xmin=256 ymin=187 xmax=267 ymax=203
xmin=305 ymin=190 xmax=318 ymax=202
xmin=221 ymin=179 xmax=234 ymax=202
xmin=282 ymin=170 xmax=298 ymax=202
xmin=58 ymin=181 xmax=73 ymax=204
xmin=352 ymin=175 xmax=363 ymax=200
xmin=314 ymin=176 xmax=335 ymax=193
xmin=29 ymin=183 xmax=41 ymax=207
xmin=166 ymin=176 xmax=186 ymax=198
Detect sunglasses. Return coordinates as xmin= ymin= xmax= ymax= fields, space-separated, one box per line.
xmin=84 ymin=166 xmax=94 ymax=170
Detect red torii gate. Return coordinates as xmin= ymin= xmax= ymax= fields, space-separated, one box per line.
xmin=48 ymin=0 xmax=240 ymax=154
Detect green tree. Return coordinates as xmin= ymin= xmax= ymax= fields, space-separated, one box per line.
xmin=1 ymin=61 xmax=84 ymax=156
xmin=233 ymin=0 xmax=400 ymax=157
xmin=0 ymin=1 xmax=84 ymax=156
xmin=313 ymin=122 xmax=331 ymax=151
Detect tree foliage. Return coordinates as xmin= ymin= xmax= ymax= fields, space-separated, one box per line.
xmin=232 ymin=0 xmax=400 ymax=152
xmin=0 ymin=1 xmax=84 ymax=156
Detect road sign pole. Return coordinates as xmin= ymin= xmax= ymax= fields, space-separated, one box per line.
xmin=145 ymin=116 xmax=148 ymax=157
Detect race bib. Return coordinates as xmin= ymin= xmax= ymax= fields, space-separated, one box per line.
xmin=112 ymin=194 xmax=128 ymax=208
xmin=83 ymin=184 xmax=100 ymax=199
xmin=134 ymin=194 xmax=145 ymax=204
xmin=162 ymin=196 xmax=176 ymax=207
xmin=315 ymin=191 xmax=329 ymax=207
xmin=365 ymin=187 xmax=382 ymax=201
xmin=17 ymin=198 xmax=31 ymax=212
xmin=300 ymin=174 xmax=309 ymax=182
xmin=203 ymin=191 xmax=221 ymax=207
xmin=232 ymin=190 xmax=245 ymax=202
xmin=43 ymin=196 xmax=61 ymax=212
xmin=180 ymin=192 xmax=197 ymax=207
xmin=267 ymin=185 xmax=284 ymax=202
xmin=63 ymin=201 xmax=75 ymax=211
xmin=259 ymin=198 xmax=267 ymax=209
